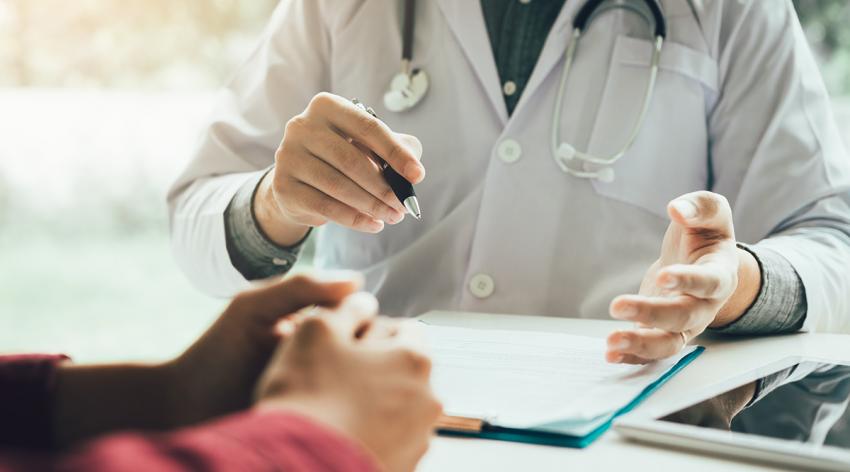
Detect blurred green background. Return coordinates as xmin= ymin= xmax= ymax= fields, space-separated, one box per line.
xmin=1 ymin=1 xmax=849 ymax=363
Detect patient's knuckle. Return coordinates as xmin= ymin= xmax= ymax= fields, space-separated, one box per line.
xmin=229 ymin=291 xmax=256 ymax=312
xmin=257 ymin=375 xmax=290 ymax=399
xmin=285 ymin=274 xmax=315 ymax=292
xmin=398 ymin=348 xmax=430 ymax=374
xmin=298 ymin=316 xmax=333 ymax=343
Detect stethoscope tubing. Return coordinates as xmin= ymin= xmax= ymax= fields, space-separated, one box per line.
xmin=550 ymin=32 xmax=663 ymax=173
xmin=390 ymin=0 xmax=667 ymax=181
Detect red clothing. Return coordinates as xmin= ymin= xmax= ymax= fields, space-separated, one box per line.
xmin=0 ymin=356 xmax=377 ymax=472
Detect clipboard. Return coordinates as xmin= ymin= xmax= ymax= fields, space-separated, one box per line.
xmin=435 ymin=346 xmax=705 ymax=448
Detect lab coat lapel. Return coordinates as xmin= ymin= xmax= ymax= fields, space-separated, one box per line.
xmin=435 ymin=0 xmax=507 ymax=125
xmin=511 ymin=2 xmax=577 ymax=119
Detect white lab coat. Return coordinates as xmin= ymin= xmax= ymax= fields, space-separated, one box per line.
xmin=169 ymin=0 xmax=850 ymax=332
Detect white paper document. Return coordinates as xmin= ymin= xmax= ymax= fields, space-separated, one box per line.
xmin=425 ymin=323 xmax=697 ymax=430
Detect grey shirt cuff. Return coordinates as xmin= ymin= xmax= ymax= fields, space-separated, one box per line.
xmin=710 ymin=243 xmax=807 ymax=335
xmin=223 ymin=168 xmax=310 ymax=280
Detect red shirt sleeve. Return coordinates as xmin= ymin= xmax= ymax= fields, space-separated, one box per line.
xmin=0 ymin=355 xmax=378 ymax=472
xmin=2 ymin=411 xmax=377 ymax=472
xmin=0 ymin=354 xmax=69 ymax=449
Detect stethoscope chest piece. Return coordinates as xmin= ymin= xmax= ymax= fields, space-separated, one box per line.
xmin=384 ymin=68 xmax=429 ymax=112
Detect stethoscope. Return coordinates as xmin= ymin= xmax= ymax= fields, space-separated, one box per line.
xmin=384 ymin=0 xmax=667 ymax=183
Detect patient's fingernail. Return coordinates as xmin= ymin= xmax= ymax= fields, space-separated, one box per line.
xmin=672 ymin=200 xmax=698 ymax=219
xmin=342 ymin=292 xmax=379 ymax=315
xmin=610 ymin=339 xmax=631 ymax=350
xmin=312 ymin=270 xmax=365 ymax=286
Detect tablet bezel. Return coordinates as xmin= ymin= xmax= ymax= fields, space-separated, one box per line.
xmin=615 ymin=356 xmax=850 ymax=471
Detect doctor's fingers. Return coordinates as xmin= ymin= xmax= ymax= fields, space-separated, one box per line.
xmin=282 ymin=179 xmax=385 ymax=233
xmin=668 ymin=191 xmax=735 ymax=240
xmin=610 ymin=294 xmax=716 ymax=333
xmin=606 ymin=328 xmax=687 ymax=364
xmin=656 ymin=263 xmax=737 ymax=301
xmin=307 ymin=93 xmax=425 ymax=183
xmin=290 ymin=152 xmax=404 ymax=225
xmin=300 ymin=125 xmax=407 ymax=214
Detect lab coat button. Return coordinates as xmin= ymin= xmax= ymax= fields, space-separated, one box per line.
xmin=469 ymin=273 xmax=495 ymax=299
xmin=503 ymin=80 xmax=517 ymax=96
xmin=497 ymin=139 xmax=522 ymax=164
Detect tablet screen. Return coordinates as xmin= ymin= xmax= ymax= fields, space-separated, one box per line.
xmin=660 ymin=361 xmax=850 ymax=449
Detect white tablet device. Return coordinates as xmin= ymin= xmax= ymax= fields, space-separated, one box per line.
xmin=615 ymin=359 xmax=850 ymax=472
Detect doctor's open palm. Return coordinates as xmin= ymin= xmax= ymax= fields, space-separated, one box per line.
xmin=253 ymin=92 xmax=425 ymax=247
xmin=606 ymin=191 xmax=753 ymax=364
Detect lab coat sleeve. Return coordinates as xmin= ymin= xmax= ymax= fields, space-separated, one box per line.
xmin=166 ymin=0 xmax=336 ymax=297
xmin=707 ymin=0 xmax=850 ymax=333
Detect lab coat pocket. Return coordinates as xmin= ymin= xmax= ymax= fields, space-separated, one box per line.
xmin=585 ymin=35 xmax=718 ymax=219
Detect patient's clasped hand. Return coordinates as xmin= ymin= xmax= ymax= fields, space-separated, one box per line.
xmin=1 ymin=274 xmax=441 ymax=472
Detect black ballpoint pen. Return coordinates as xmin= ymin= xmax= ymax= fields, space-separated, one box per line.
xmin=352 ymin=99 xmax=422 ymax=220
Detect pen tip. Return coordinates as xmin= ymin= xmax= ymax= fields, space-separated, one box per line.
xmin=404 ymin=197 xmax=421 ymax=221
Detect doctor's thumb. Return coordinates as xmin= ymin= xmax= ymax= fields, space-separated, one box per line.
xmin=667 ymin=191 xmax=734 ymax=235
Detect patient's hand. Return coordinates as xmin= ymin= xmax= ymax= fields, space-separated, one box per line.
xmin=607 ymin=191 xmax=759 ymax=364
xmin=167 ymin=273 xmax=363 ymax=425
xmin=255 ymin=296 xmax=442 ymax=472
xmin=51 ymin=273 xmax=365 ymax=445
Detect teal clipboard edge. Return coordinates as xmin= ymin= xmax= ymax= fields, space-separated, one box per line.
xmin=438 ymin=346 xmax=706 ymax=448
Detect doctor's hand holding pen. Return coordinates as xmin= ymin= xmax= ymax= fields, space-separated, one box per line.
xmin=253 ymin=92 xmax=425 ymax=247
xmin=606 ymin=191 xmax=762 ymax=364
